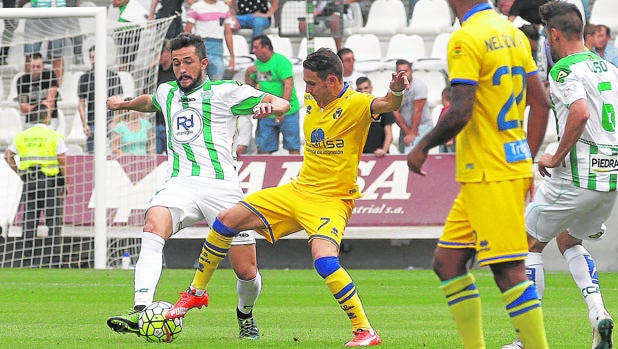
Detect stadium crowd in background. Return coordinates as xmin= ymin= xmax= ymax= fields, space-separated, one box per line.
xmin=245 ymin=34 xmax=300 ymax=154
xmin=77 ymin=45 xmax=124 ymax=153
xmin=392 ymin=58 xmax=431 ymax=153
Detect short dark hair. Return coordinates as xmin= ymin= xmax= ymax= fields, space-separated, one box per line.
xmin=598 ymin=24 xmax=611 ymax=37
xmin=252 ymin=34 xmax=273 ymax=51
xmin=395 ymin=59 xmax=412 ymax=70
xmin=26 ymin=52 xmax=43 ymax=63
xmin=519 ymin=24 xmax=540 ymax=41
xmin=584 ymin=23 xmax=599 ymax=38
xmin=170 ymin=33 xmax=207 ymax=60
xmin=336 ymin=47 xmax=353 ymax=60
xmin=539 ymin=0 xmax=583 ymax=40
xmin=303 ymin=48 xmax=343 ymax=81
xmin=356 ymin=76 xmax=370 ymax=87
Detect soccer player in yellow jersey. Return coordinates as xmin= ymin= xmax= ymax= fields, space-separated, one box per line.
xmin=408 ymin=0 xmax=551 ymax=348
xmin=166 ymin=48 xmax=409 ymax=346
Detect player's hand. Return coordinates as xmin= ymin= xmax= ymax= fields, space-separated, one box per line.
xmin=389 ymin=70 xmax=410 ymax=93
xmin=107 ymin=96 xmax=125 ymax=111
xmin=407 ymin=145 xmax=427 ymax=176
xmin=537 ymin=153 xmax=554 ymax=177
xmin=252 ymin=102 xmax=274 ymax=119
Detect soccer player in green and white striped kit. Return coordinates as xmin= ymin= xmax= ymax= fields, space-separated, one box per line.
xmin=505 ymin=2 xmax=618 ymax=349
xmin=105 ymin=33 xmax=290 ymax=340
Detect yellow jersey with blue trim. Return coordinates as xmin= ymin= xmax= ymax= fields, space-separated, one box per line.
xmin=294 ymin=85 xmax=375 ymax=199
xmin=448 ymin=3 xmax=538 ymax=182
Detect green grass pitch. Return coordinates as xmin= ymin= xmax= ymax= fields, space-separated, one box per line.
xmin=1 ymin=268 xmax=614 ymax=348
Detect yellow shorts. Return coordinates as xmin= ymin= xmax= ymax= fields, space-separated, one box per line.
xmin=240 ymin=182 xmax=354 ymax=247
xmin=439 ymin=178 xmax=531 ymax=267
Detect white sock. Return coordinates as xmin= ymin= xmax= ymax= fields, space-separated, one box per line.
xmin=134 ymin=232 xmax=165 ymax=307
xmin=563 ymin=245 xmax=605 ymax=324
xmin=526 ymin=252 xmax=545 ymax=299
xmin=236 ymin=270 xmax=262 ymax=315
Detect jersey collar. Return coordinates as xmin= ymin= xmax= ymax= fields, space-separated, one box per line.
xmin=338 ymin=82 xmax=349 ymax=98
xmin=462 ymin=2 xmax=492 ymax=23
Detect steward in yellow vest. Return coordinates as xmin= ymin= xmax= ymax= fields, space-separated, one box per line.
xmin=4 ymin=105 xmax=67 ymax=266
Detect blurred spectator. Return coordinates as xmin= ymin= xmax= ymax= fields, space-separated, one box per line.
xmin=228 ymin=0 xmax=278 ymax=39
xmin=356 ymin=77 xmax=394 ymax=157
xmin=245 ymin=34 xmax=300 ymax=154
xmin=185 ymin=0 xmax=235 ymax=79
xmin=594 ymin=24 xmax=618 ymax=67
xmin=113 ymin=0 xmax=148 ymax=72
xmin=4 ymin=105 xmax=66 ymax=266
xmin=508 ymin=0 xmax=548 ymax=25
xmin=153 ymin=40 xmax=175 ymax=154
xmin=337 ymin=48 xmax=365 ymax=90
xmin=0 ymin=0 xmax=27 ymax=65
xmin=235 ymin=115 xmax=257 ymax=155
xmin=392 ymin=59 xmax=431 ymax=154
xmin=437 ymin=87 xmax=454 ymax=153
xmin=150 ymin=0 xmax=192 ymax=39
xmin=77 ymin=46 xmax=124 ymax=153
xmin=111 ymin=109 xmax=154 ymax=155
xmin=584 ymin=23 xmax=599 ymax=52
xmin=17 ymin=53 xmax=60 ymax=130
xmin=24 ymin=0 xmax=70 ymax=86
xmin=299 ymin=0 xmax=356 ymax=51
xmin=519 ymin=24 xmax=551 ymax=86
xmin=495 ymin=0 xmax=515 ymax=15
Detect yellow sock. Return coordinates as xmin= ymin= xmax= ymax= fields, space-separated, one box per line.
xmin=324 ymin=268 xmax=371 ymax=331
xmin=502 ymin=281 xmax=549 ymax=349
xmin=191 ymin=229 xmax=233 ymax=290
xmin=441 ymin=273 xmax=485 ymax=349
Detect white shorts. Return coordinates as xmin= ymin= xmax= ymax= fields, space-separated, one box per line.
xmin=147 ymin=176 xmax=256 ymax=245
xmin=526 ymin=177 xmax=617 ymax=243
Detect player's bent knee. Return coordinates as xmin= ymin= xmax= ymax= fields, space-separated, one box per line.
xmin=212 ymin=217 xmax=239 ymax=237
xmin=314 ymin=256 xmax=340 ymax=278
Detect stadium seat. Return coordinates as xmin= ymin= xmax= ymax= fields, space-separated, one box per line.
xmin=58 ymin=71 xmax=83 ymax=112
xmin=117 ymin=71 xmax=136 ymax=98
xmin=223 ymin=34 xmax=254 ymax=71
xmin=358 ymin=0 xmax=407 ymax=39
xmin=429 ymin=32 xmax=450 ymax=60
xmin=81 ymin=35 xmax=118 ymax=67
xmin=4 ymin=72 xmax=25 ymax=107
xmin=404 ymin=0 xmax=453 ymax=37
xmin=0 ymin=107 xmax=23 ymax=148
xmin=278 ymin=0 xmax=307 ymax=37
xmin=365 ymin=69 xmax=393 ymax=97
xmin=383 ymin=34 xmax=426 ymax=68
xmin=343 ymin=33 xmax=383 ymax=72
xmin=590 ymin=0 xmax=618 ymax=34
xmin=65 ymin=111 xmax=87 ymax=146
xmin=296 ymin=36 xmax=338 ymax=61
xmin=267 ymin=34 xmax=296 ymax=62
xmin=412 ymin=59 xmax=448 ymax=107
xmin=0 ymin=156 xmax=22 ymax=237
xmin=343 ymin=2 xmax=364 ymax=35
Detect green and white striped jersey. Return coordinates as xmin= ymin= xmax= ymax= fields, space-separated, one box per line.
xmin=549 ymin=52 xmax=618 ymax=192
xmin=152 ymin=79 xmax=265 ymax=180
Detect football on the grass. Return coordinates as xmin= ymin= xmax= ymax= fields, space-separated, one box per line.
xmin=138 ymin=301 xmax=183 ymax=342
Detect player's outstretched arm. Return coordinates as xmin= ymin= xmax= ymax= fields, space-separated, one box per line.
xmin=107 ymin=94 xmax=157 ymax=112
xmin=253 ymin=93 xmax=291 ymax=119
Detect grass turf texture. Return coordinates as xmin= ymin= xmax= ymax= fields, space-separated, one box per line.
xmin=1 ymin=268 xmax=614 ymax=348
